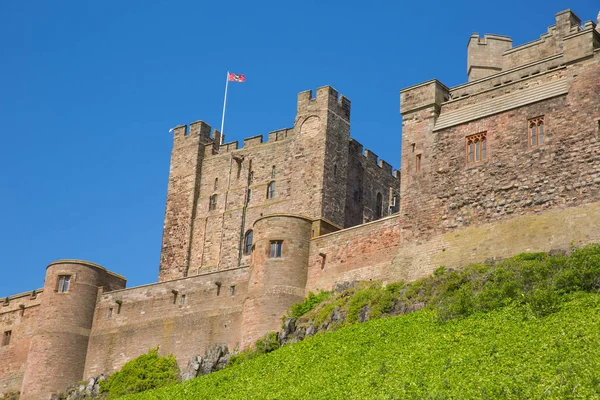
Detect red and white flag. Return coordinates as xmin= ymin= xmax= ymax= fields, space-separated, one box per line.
xmin=228 ymin=72 xmax=245 ymax=82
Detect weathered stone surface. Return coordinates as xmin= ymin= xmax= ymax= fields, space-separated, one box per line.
xmin=2 ymin=9 xmax=599 ymax=400
xmin=180 ymin=344 xmax=230 ymax=382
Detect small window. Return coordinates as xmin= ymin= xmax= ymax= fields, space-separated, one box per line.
xmin=108 ymin=308 xmax=113 ymax=318
xmin=353 ymin=179 xmax=360 ymax=202
xmin=333 ymin=164 xmax=337 ymax=177
xmin=214 ymin=178 xmax=219 ymax=191
xmin=415 ymin=154 xmax=421 ymax=173
xmin=528 ymin=116 xmax=544 ymax=148
xmin=180 ymin=295 xmax=186 ymax=305
xmin=411 ymin=143 xmax=416 ymax=153
xmin=2 ymin=331 xmax=11 ymax=346
xmin=376 ymin=192 xmax=383 ymax=219
xmin=247 ymin=188 xmax=252 ymax=202
xmin=57 ymin=275 xmax=71 ymax=293
xmin=244 ymin=230 xmax=253 ymax=255
xmin=466 ymin=132 xmax=487 ymax=164
xmin=209 ymin=194 xmax=217 ymax=211
xmin=269 ymin=240 xmax=283 ymax=258
xmin=216 ymin=283 xmax=221 ymax=296
xmin=271 ymin=166 xmax=276 ymax=178
xmin=267 ymin=181 xmax=276 ymax=199
xmin=230 ymin=286 xmax=236 ymax=296
xmin=116 ymin=301 xmax=122 ymax=314
xmin=248 ymin=171 xmax=254 ymax=184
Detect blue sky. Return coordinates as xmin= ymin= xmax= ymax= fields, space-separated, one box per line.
xmin=1 ymin=0 xmax=597 ymax=295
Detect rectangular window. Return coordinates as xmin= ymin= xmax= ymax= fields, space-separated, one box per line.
xmin=269 ymin=240 xmax=283 ymax=258
xmin=209 ymin=195 xmax=217 ymax=211
xmin=230 ymin=286 xmax=236 ymax=296
xmin=466 ymin=132 xmax=487 ymax=165
xmin=180 ymin=294 xmax=186 ymax=305
xmin=528 ymin=116 xmax=544 ymax=148
xmin=415 ymin=154 xmax=421 ymax=172
xmin=267 ymin=182 xmax=276 ymax=199
xmin=57 ymin=275 xmax=71 ymax=293
xmin=2 ymin=331 xmax=11 ymax=346
xmin=116 ymin=301 xmax=122 ymax=314
xmin=108 ymin=308 xmax=113 ymax=318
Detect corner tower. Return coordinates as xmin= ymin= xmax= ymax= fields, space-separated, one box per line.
xmin=159 ymin=122 xmax=213 ymax=282
xmin=291 ymin=86 xmax=351 ymax=227
xmin=20 ymin=260 xmax=125 ymax=400
xmin=241 ymin=214 xmax=312 ymax=348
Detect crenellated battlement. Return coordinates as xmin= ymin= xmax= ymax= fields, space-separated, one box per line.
xmin=172 ymin=118 xmax=295 ymax=157
xmin=464 ymin=9 xmax=599 ymax=83
xmin=297 ymin=86 xmax=351 ymax=121
xmin=348 ymin=138 xmax=400 ymax=179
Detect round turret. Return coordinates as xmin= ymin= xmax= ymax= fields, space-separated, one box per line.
xmin=20 ymin=260 xmax=125 ymax=400
xmin=241 ymin=214 xmax=312 ymax=348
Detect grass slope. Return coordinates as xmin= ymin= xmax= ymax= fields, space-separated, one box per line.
xmin=124 ymin=292 xmax=600 ymax=399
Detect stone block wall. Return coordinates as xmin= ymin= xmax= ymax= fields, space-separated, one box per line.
xmin=84 ymin=267 xmax=249 ymax=378
xmin=307 ymin=215 xmax=402 ymax=293
xmin=401 ymin=51 xmax=599 ymax=237
xmin=344 ymin=139 xmax=400 ymax=227
xmin=0 ymin=290 xmax=42 ymax=398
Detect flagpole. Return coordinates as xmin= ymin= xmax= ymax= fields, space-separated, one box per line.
xmin=220 ymin=71 xmax=229 ymax=145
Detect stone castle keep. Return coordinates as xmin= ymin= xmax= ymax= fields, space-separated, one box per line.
xmin=2 ymin=9 xmax=600 ymax=399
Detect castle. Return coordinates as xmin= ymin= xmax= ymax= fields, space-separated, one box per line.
xmin=1 ymin=9 xmax=599 ymax=399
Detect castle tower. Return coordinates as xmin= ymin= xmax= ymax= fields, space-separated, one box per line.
xmin=291 ymin=86 xmax=351 ymax=227
xmin=159 ymin=122 xmax=212 ymax=282
xmin=399 ymin=80 xmax=449 ymax=231
xmin=20 ymin=260 xmax=125 ymax=400
xmin=467 ymin=34 xmax=512 ymax=81
xmin=240 ymin=214 xmax=312 ymax=348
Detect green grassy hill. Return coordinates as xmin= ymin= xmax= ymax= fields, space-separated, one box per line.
xmin=120 ymin=246 xmax=600 ymax=399
xmin=123 ymin=292 xmax=600 ymax=399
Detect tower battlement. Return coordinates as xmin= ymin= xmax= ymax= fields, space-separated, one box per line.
xmin=297 ymin=86 xmax=351 ymax=121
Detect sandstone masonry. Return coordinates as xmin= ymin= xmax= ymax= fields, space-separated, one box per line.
xmin=1 ymin=9 xmax=599 ymax=399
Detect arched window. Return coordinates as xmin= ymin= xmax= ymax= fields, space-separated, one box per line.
xmin=529 ymin=116 xmax=544 ymax=148
xmin=244 ymin=230 xmax=253 ymax=255
xmin=214 ymin=178 xmax=218 ymax=191
xmin=267 ymin=181 xmax=276 ymax=199
xmin=376 ymin=192 xmax=383 ymax=219
xmin=209 ymin=194 xmax=217 ymax=211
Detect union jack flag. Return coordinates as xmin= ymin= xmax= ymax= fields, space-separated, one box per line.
xmin=228 ymin=73 xmax=245 ymax=82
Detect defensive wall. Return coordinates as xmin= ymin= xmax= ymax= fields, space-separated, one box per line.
xmin=0 ymin=289 xmax=43 ymax=396
xmin=1 ymin=8 xmax=599 ymax=400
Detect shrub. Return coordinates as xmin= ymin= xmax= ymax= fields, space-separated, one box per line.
xmin=255 ymin=332 xmax=280 ymax=354
xmin=99 ymin=348 xmax=179 ymax=399
xmin=287 ymin=291 xmax=332 ymax=319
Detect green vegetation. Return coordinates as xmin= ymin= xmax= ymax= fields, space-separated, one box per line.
xmin=299 ymin=245 xmax=600 ymax=328
xmin=0 ymin=392 xmax=19 ymax=400
xmin=120 ymin=245 xmax=600 ymax=399
xmin=99 ymin=348 xmax=179 ymax=399
xmin=228 ymin=332 xmax=281 ymax=367
xmin=285 ymin=290 xmax=331 ymax=319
